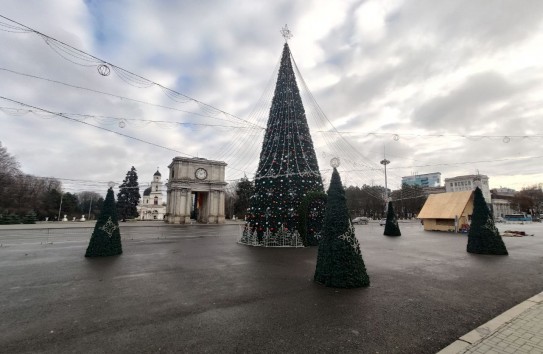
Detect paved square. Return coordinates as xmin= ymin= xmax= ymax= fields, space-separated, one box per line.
xmin=1 ymin=222 xmax=542 ymax=353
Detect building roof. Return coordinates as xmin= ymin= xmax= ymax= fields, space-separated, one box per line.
xmin=444 ymin=174 xmax=488 ymax=182
xmin=417 ymin=191 xmax=473 ymax=219
xmin=402 ymin=172 xmax=441 ymax=178
xmin=143 ymin=187 xmax=152 ymax=196
xmin=153 ymin=169 xmax=161 ymax=177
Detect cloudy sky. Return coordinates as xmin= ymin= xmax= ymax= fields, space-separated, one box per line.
xmin=1 ymin=0 xmax=543 ymax=196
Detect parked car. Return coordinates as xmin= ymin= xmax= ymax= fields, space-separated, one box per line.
xmin=379 ymin=218 xmax=386 ymax=226
xmin=352 ymin=217 xmax=369 ymax=225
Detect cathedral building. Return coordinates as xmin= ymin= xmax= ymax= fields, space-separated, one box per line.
xmin=138 ymin=169 xmax=166 ymax=220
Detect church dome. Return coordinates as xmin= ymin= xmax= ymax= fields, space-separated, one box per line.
xmin=143 ymin=187 xmax=152 ymax=196
xmin=154 ymin=170 xmax=161 ymax=177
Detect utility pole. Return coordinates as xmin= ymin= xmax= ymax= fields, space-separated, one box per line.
xmin=88 ymin=198 xmax=92 ymax=220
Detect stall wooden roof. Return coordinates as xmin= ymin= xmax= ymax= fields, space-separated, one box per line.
xmin=417 ymin=191 xmax=473 ymax=219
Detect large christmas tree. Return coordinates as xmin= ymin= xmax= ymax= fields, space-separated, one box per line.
xmin=314 ymin=167 xmax=370 ymax=288
xmin=244 ymin=41 xmax=323 ymax=240
xmin=467 ymin=187 xmax=508 ymax=255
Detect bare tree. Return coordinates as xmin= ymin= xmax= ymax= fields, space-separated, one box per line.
xmin=0 ymin=141 xmax=21 ymax=177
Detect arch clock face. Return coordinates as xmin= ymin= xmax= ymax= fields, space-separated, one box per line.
xmin=195 ymin=168 xmax=208 ymax=180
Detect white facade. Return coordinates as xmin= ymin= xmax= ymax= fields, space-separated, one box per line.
xmin=491 ymin=199 xmax=516 ymax=219
xmin=137 ymin=170 xmax=166 ymax=220
xmin=445 ymin=174 xmax=491 ymax=203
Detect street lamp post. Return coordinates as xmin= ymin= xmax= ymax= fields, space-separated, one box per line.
xmin=380 ymin=158 xmax=390 ymax=201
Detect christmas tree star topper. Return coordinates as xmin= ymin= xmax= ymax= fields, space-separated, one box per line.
xmin=280 ymin=24 xmax=293 ymax=41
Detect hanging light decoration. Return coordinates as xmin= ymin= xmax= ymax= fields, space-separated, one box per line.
xmin=97 ymin=64 xmax=111 ymax=76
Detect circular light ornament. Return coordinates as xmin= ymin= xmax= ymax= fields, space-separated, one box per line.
xmin=330 ymin=157 xmax=340 ymax=168
xmin=503 ymin=136 xmax=511 ymax=143
xmin=97 ymin=64 xmax=111 ymax=76
xmin=118 ymin=120 xmax=126 ymax=128
xmin=393 ymin=134 xmax=400 ymax=141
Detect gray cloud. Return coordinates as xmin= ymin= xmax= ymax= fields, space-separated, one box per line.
xmin=413 ymin=72 xmax=520 ymax=130
xmin=1 ymin=0 xmax=543 ymax=193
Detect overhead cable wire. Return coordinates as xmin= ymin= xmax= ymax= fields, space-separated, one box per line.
xmin=0 ymin=106 xmax=260 ymax=130
xmin=0 ymin=96 xmax=251 ymax=176
xmin=0 ymin=67 xmax=254 ymax=126
xmin=0 ymin=95 xmax=195 ymax=156
xmin=316 ymin=130 xmax=543 ymax=141
xmin=0 ymin=14 xmax=262 ymax=130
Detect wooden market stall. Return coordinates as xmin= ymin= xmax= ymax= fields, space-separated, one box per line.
xmin=417 ymin=191 xmax=474 ymax=232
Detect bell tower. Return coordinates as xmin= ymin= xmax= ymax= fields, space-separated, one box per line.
xmin=150 ymin=168 xmax=163 ymax=205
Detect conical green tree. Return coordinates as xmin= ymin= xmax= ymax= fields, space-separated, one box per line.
xmin=247 ymin=42 xmax=324 ymax=237
xmin=22 ymin=211 xmax=37 ymax=224
xmin=384 ymin=201 xmax=401 ymax=236
xmin=85 ymin=188 xmax=123 ymax=257
xmin=467 ymin=187 xmax=508 ymax=255
xmin=314 ymin=168 xmax=370 ymax=288
xmin=116 ymin=166 xmax=141 ymax=222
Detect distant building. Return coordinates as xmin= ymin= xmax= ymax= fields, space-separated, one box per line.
xmin=445 ymin=174 xmax=491 ymax=203
xmin=490 ymin=187 xmax=517 ymax=219
xmin=137 ymin=169 xmax=166 ymax=220
xmin=402 ymin=172 xmax=441 ymax=187
xmin=491 ymin=188 xmax=516 ymax=199
xmin=491 ymin=199 xmax=517 ymax=219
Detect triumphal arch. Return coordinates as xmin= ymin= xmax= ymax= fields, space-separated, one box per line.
xmin=165 ymin=157 xmax=227 ymax=224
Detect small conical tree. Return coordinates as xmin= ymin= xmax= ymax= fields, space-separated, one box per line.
xmin=85 ymin=188 xmax=122 ymax=257
xmin=384 ymin=201 xmax=401 ymax=236
xmin=22 ymin=211 xmax=37 ymax=224
xmin=467 ymin=187 xmax=508 ymax=255
xmin=314 ymin=168 xmax=370 ymax=288
xmin=7 ymin=213 xmax=20 ymax=224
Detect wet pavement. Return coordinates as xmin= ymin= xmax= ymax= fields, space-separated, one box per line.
xmin=0 ymin=221 xmax=542 ymax=353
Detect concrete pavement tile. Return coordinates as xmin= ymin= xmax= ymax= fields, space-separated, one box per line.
xmin=436 ymin=340 xmax=471 ymax=354
xmin=459 ymin=301 xmax=536 ymax=344
xmin=460 ymin=327 xmax=491 ymax=344
xmin=527 ymin=292 xmax=543 ymax=304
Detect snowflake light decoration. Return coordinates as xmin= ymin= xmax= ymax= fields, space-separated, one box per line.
xmin=338 ymin=223 xmax=359 ymax=251
xmin=100 ymin=216 xmax=118 ymax=238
